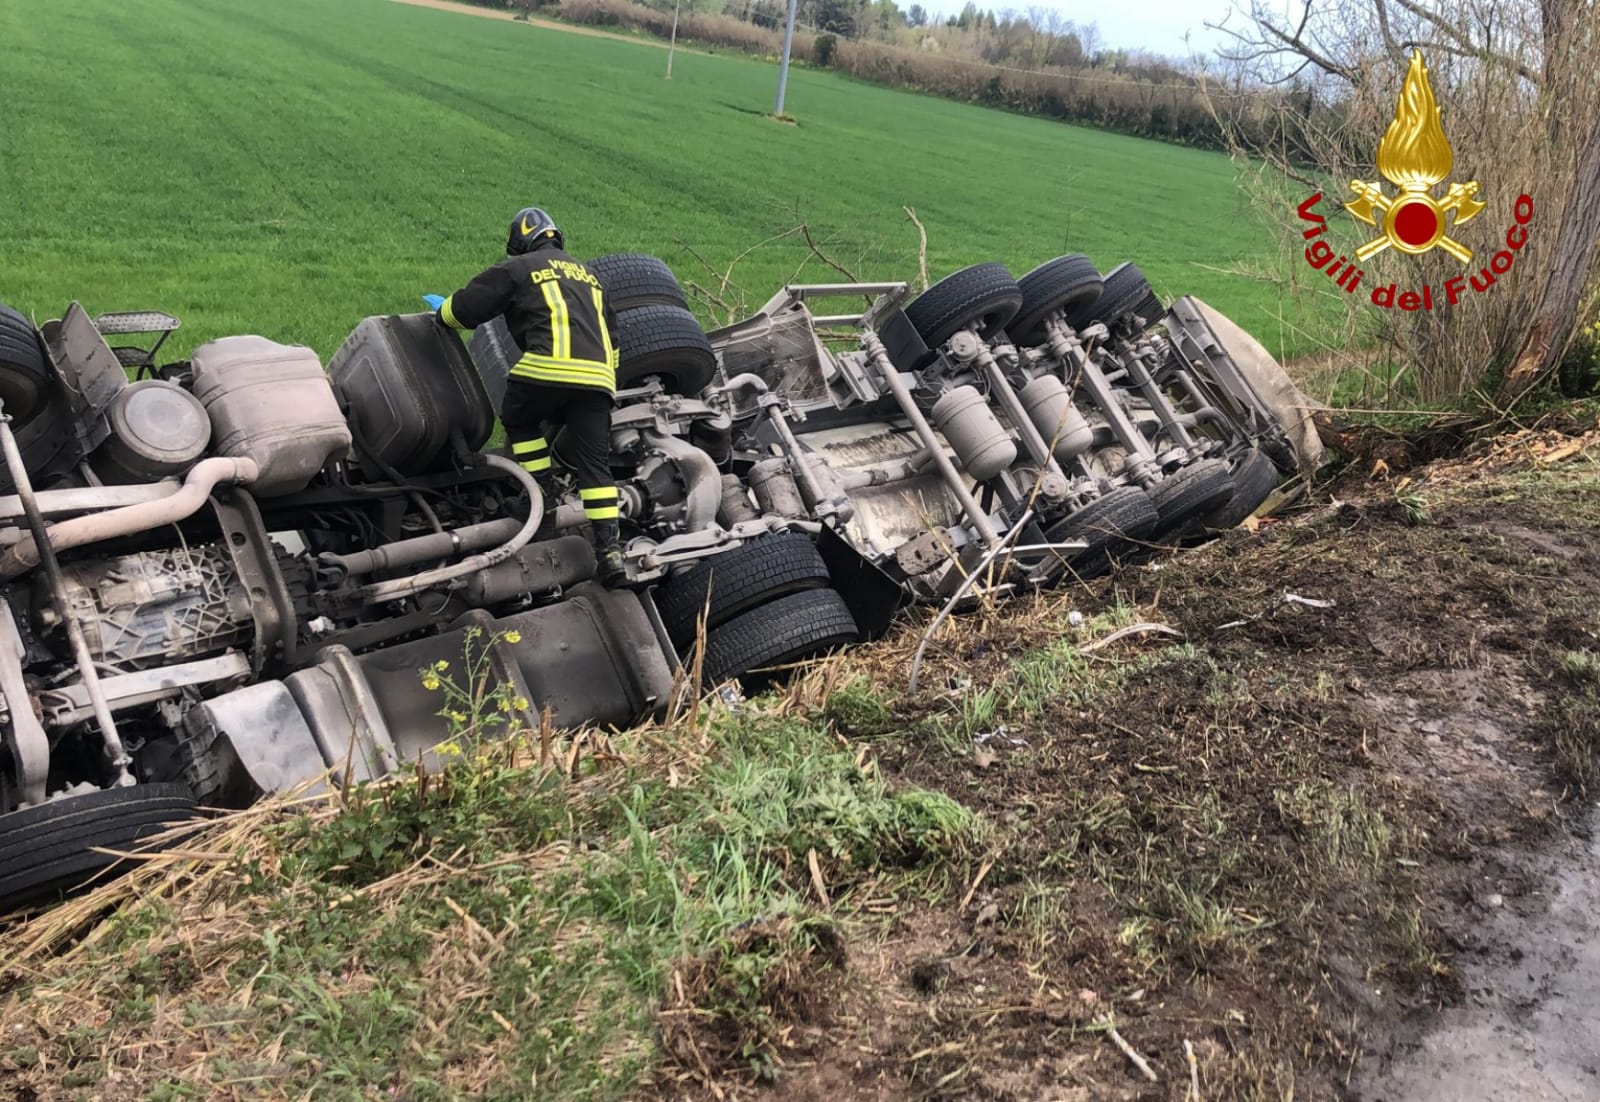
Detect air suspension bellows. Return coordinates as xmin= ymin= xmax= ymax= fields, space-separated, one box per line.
xmin=930 ymin=386 xmax=1017 ymax=481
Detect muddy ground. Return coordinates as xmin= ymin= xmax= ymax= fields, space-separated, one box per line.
xmin=678 ymin=427 xmax=1600 ymax=1101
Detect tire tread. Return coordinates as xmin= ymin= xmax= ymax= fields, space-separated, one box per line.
xmin=701 ymin=588 xmax=859 ymax=687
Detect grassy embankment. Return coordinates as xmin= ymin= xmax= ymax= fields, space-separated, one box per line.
xmin=0 ymin=0 xmax=1319 ymax=368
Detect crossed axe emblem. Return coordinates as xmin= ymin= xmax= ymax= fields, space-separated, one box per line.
xmin=1346 ymin=180 xmax=1486 ymax=263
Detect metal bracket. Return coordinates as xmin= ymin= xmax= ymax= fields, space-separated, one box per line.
xmin=0 ymin=598 xmax=48 ymax=808
xmin=209 ymin=488 xmax=299 ymax=670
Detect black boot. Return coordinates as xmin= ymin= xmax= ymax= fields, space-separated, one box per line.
xmin=591 ymin=518 xmax=627 ymax=587
xmin=529 ymin=474 xmax=562 ymax=536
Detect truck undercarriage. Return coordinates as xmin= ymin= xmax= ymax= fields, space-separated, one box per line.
xmin=0 ymin=250 xmax=1322 ymax=912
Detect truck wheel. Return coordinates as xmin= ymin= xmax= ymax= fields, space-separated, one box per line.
xmin=1044 ymin=486 xmax=1160 ymax=579
xmin=614 ymin=304 xmax=717 ymax=396
xmin=1007 ymin=255 xmax=1104 ymax=345
xmin=1148 ymin=458 xmax=1235 ymax=537
xmin=0 ymin=302 xmax=51 ymax=423
xmin=701 ymin=587 xmax=859 ymax=690
xmin=1085 ymin=262 xmax=1166 ymax=331
xmin=1201 ymin=448 xmax=1280 ymax=531
xmin=903 ymin=263 xmax=1024 ymax=348
xmin=587 ymin=253 xmax=690 ymax=312
xmin=655 ymin=532 xmax=832 ymax=647
xmin=0 ymin=783 xmax=198 ymax=914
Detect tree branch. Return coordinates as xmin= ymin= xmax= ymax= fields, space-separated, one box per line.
xmin=1387 ymin=0 xmax=1540 ymax=83
xmin=800 ymin=223 xmax=863 ymax=282
xmin=1371 ymin=0 xmax=1409 ymax=68
xmin=1256 ymin=8 xmax=1358 ymax=81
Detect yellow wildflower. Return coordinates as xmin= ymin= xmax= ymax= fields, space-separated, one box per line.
xmin=434 ymin=660 xmax=450 ymax=672
xmin=421 ymin=672 xmax=441 ymax=692
xmin=503 ymin=630 xmax=522 ymax=645
xmin=436 ymin=740 xmax=462 ymax=759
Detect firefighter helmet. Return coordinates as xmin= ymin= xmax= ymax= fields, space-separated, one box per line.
xmin=506 ymin=207 xmax=563 ymax=256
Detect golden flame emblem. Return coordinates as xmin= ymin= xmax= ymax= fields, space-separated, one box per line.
xmin=1347 ymin=50 xmax=1485 ymax=262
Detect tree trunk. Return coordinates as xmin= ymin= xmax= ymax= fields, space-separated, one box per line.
xmin=1497 ymin=115 xmax=1600 ymax=403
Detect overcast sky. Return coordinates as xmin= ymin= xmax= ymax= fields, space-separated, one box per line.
xmin=920 ymin=0 xmax=1245 ymax=60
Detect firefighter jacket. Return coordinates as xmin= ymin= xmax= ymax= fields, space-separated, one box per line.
xmin=438 ymin=247 xmax=620 ymax=396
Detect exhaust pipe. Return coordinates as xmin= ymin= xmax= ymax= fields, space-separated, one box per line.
xmin=0 ymin=456 xmax=261 ymax=578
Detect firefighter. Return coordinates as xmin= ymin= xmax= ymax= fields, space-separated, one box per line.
xmin=426 ymin=208 xmax=626 ymax=586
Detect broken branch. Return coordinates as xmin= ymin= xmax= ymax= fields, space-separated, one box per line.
xmin=1098 ymin=1015 xmax=1159 ymax=1082
xmin=904 ymin=206 xmax=930 ymax=292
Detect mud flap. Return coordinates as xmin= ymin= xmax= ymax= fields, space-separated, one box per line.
xmin=815 ymin=522 xmax=907 ymax=642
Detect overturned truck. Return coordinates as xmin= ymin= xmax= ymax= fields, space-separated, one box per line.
xmin=0 ymin=252 xmax=1321 ymax=911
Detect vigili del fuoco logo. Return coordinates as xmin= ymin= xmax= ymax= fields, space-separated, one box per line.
xmin=1293 ymin=49 xmax=1534 ymax=311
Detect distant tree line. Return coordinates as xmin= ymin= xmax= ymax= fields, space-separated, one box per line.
xmin=460 ymin=0 xmax=1279 ymax=151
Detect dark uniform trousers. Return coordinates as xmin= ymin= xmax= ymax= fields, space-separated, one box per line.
xmin=501 ymin=381 xmax=619 ymax=522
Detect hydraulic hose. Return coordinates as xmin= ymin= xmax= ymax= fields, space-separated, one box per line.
xmin=358 ymin=456 xmax=544 ymax=604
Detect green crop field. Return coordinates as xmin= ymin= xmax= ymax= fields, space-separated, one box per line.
xmin=1 ymin=0 xmax=1308 ymax=364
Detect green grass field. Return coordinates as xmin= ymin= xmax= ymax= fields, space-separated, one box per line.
xmin=2 ymin=0 xmax=1308 ymax=363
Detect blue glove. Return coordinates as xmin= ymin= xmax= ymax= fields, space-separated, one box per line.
xmin=422 ymin=293 xmax=445 ymax=311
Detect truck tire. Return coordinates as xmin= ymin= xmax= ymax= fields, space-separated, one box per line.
xmin=1044 ymin=486 xmax=1160 ymax=579
xmin=1085 ymin=262 xmax=1165 ymax=331
xmin=1148 ymin=457 xmax=1235 ymax=537
xmin=1007 ymin=254 xmax=1104 ymax=344
xmin=1201 ymin=448 xmax=1280 ymax=531
xmin=655 ymin=532 xmax=832 ymax=647
xmin=587 ymin=253 xmax=690 ymax=312
xmin=0 ymin=783 xmax=198 ymax=914
xmin=0 ymin=302 xmax=51 ymax=423
xmin=701 ymin=587 xmax=860 ymax=689
xmin=904 ymin=263 xmax=1024 ymax=348
xmin=614 ymin=304 xmax=717 ymax=396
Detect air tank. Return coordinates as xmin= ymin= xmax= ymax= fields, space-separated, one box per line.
xmin=1018 ymin=375 xmax=1094 ymax=462
xmin=930 ymin=385 xmax=1017 ymax=481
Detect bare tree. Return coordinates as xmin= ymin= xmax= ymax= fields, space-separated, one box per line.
xmin=1078 ymin=21 xmax=1102 ymax=64
xmin=1203 ymin=0 xmax=1600 ymax=404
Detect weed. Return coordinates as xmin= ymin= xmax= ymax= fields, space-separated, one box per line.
xmin=1274 ymin=782 xmax=1393 ymax=874
xmin=1540 ymin=647 xmax=1600 ymax=796
xmin=823 ymin=676 xmax=897 ymax=736
xmin=1396 ymin=491 xmax=1432 ymax=526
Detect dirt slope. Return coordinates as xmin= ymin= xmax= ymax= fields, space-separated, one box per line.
xmin=681 ymin=427 xmax=1600 ymax=1101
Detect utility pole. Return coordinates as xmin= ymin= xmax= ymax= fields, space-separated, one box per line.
xmin=666 ymin=0 xmax=681 ymax=78
xmin=773 ymin=0 xmax=798 ymax=116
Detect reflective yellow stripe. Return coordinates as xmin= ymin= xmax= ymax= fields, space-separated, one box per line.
xmin=592 ymin=287 xmax=616 ymax=371
xmin=521 ymin=456 xmax=552 ymax=472
xmin=579 ymin=486 xmax=618 ymax=501
xmin=512 ymin=437 xmax=548 ymax=456
xmin=439 ymin=295 xmax=463 ymax=330
xmin=583 ymin=505 xmax=621 ymax=520
xmin=509 ymin=353 xmax=616 ymax=393
xmin=539 ymin=280 xmax=570 ymax=360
